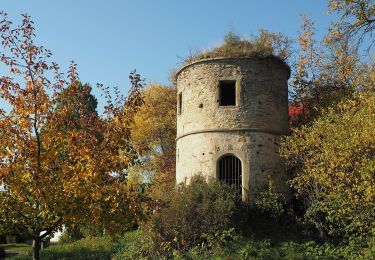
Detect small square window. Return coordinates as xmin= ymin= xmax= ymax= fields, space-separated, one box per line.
xmin=219 ymin=80 xmax=236 ymax=106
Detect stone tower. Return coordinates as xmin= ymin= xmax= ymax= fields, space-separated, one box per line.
xmin=175 ymin=57 xmax=290 ymax=201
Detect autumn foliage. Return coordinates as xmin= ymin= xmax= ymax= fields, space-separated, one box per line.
xmin=283 ymin=8 xmax=375 ymax=241
xmin=130 ymin=84 xmax=176 ymax=198
xmin=288 ymin=104 xmax=308 ymax=127
xmin=0 ymin=13 xmax=145 ymax=260
xmin=282 ymin=91 xmax=375 ymax=239
xmin=0 ymin=1 xmax=374 ymax=258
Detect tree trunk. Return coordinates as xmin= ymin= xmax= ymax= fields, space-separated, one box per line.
xmin=32 ymin=238 xmax=41 ymax=260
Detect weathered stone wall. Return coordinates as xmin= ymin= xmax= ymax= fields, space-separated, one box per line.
xmin=176 ymin=57 xmax=290 ymax=201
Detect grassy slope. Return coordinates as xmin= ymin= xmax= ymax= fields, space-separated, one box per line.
xmin=11 ymin=231 xmax=140 ymax=260
xmin=8 ymin=228 xmax=375 ymax=259
xmin=0 ymin=244 xmax=30 ymax=258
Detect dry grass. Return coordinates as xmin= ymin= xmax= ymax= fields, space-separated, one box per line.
xmin=185 ymin=40 xmax=273 ymax=63
xmin=183 ymin=31 xmax=291 ymax=65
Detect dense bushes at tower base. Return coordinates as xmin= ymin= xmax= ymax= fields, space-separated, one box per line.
xmin=141 ymin=175 xmax=293 ymax=257
xmin=144 ymin=175 xmax=240 ymax=256
xmin=252 ymin=179 xmax=286 ymax=222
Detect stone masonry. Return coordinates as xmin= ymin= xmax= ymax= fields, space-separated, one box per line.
xmin=175 ymin=57 xmax=290 ymax=201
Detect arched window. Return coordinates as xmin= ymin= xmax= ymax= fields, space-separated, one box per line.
xmin=218 ymin=154 xmax=242 ymax=189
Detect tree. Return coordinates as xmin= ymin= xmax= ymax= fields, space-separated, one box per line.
xmin=130 ymin=84 xmax=176 ymax=198
xmin=286 ymin=9 xmax=375 ymax=239
xmin=291 ymin=15 xmax=373 ymax=125
xmin=0 ymin=13 xmax=144 ymax=260
xmin=281 ymin=90 xmax=375 ymax=239
xmin=54 ymin=81 xmax=98 ymax=122
xmin=328 ymin=0 xmax=375 ymax=50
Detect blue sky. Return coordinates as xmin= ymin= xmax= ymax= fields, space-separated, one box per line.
xmin=1 ymin=0 xmax=338 ymax=110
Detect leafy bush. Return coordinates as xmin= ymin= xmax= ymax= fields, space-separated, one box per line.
xmin=59 ymin=227 xmax=85 ymax=244
xmin=5 ymin=235 xmax=29 ymax=244
xmin=181 ymin=235 xmax=375 ymax=259
xmin=184 ymin=30 xmax=292 ymax=65
xmin=281 ymin=91 xmax=375 ymax=240
xmin=144 ymin=175 xmax=240 ymax=256
xmin=111 ymin=230 xmax=149 ymax=260
xmin=231 ymin=179 xmax=289 ymax=238
xmin=253 ymin=179 xmax=285 ymax=222
xmin=59 ymin=224 xmax=105 ymax=244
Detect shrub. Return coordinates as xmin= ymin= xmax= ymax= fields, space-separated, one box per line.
xmin=59 ymin=224 xmax=104 ymax=244
xmin=5 ymin=235 xmax=29 ymax=244
xmin=181 ymin=235 xmax=375 ymax=259
xmin=253 ymin=179 xmax=285 ymax=222
xmin=59 ymin=226 xmax=85 ymax=244
xmin=112 ymin=230 xmax=149 ymax=260
xmin=145 ymin=175 xmax=240 ymax=256
xmin=184 ymin=30 xmax=292 ymax=65
xmin=232 ymin=179 xmax=289 ymax=238
xmin=281 ymin=91 xmax=375 ymax=240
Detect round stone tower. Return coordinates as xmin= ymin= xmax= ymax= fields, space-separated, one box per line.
xmin=175 ymin=57 xmax=290 ymax=201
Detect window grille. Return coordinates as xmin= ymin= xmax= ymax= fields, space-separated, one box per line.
xmin=218 ymin=155 xmax=242 ymax=189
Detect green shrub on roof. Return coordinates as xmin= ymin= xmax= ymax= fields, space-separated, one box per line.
xmin=184 ymin=30 xmax=292 ymax=64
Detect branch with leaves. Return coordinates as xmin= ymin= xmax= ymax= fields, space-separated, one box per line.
xmin=0 ymin=13 xmax=145 ymax=260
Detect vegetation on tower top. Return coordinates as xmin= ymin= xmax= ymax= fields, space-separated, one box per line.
xmin=183 ymin=30 xmax=292 ymax=66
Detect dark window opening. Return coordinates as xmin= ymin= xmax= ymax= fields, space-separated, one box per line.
xmin=178 ymin=92 xmax=182 ymax=115
xmin=218 ymin=155 xmax=242 ymax=190
xmin=219 ymin=80 xmax=236 ymax=106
